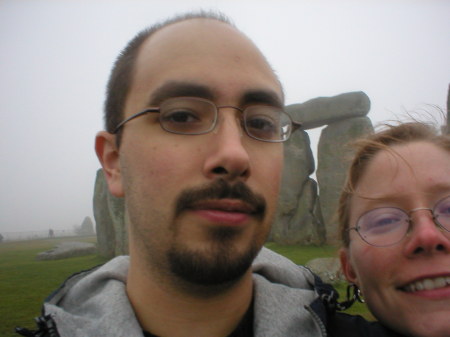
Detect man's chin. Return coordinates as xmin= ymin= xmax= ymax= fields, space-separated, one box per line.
xmin=167 ymin=240 xmax=259 ymax=289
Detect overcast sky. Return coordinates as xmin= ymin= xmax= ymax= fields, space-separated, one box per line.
xmin=1 ymin=0 xmax=449 ymax=234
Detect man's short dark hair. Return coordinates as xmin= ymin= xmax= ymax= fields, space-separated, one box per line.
xmin=103 ymin=11 xmax=233 ymax=137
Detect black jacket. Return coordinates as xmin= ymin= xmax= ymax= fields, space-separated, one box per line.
xmin=312 ymin=275 xmax=406 ymax=337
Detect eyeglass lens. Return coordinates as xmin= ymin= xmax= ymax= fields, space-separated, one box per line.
xmin=356 ymin=195 xmax=450 ymax=247
xmin=434 ymin=195 xmax=450 ymax=228
xmin=158 ymin=97 xmax=291 ymax=141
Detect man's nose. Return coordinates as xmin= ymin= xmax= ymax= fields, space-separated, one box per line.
xmin=202 ymin=110 xmax=251 ymax=181
xmin=403 ymin=209 xmax=450 ymax=256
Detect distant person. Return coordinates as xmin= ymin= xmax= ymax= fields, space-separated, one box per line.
xmin=48 ymin=229 xmax=54 ymax=238
xmin=16 ymin=11 xmax=358 ymax=337
xmin=337 ymin=121 xmax=450 ymax=337
xmin=0 ymin=233 xmax=4 ymax=243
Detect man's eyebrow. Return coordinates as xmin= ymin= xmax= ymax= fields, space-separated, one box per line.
xmin=240 ymin=90 xmax=283 ymax=108
xmin=148 ymin=82 xmax=214 ymax=106
xmin=147 ymin=81 xmax=283 ymax=108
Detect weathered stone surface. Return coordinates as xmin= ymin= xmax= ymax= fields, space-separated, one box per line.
xmin=305 ymin=257 xmax=344 ymax=284
xmin=107 ymin=183 xmax=128 ymax=256
xmin=36 ymin=241 xmax=97 ymax=260
xmin=93 ymin=169 xmax=127 ymax=258
xmin=272 ymin=130 xmax=325 ymax=244
xmin=76 ymin=216 xmax=95 ymax=236
xmin=447 ymin=84 xmax=450 ymax=134
xmin=286 ymin=92 xmax=370 ymax=130
xmin=316 ymin=116 xmax=373 ymax=243
xmin=93 ymin=169 xmax=114 ymax=258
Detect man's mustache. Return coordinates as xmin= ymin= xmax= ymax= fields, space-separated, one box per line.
xmin=174 ymin=179 xmax=266 ymax=219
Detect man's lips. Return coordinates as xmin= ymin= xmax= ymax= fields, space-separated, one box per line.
xmin=400 ymin=274 xmax=450 ymax=293
xmin=185 ymin=199 xmax=258 ymax=225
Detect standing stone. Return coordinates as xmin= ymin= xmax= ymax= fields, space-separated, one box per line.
xmin=285 ymin=91 xmax=371 ymax=244
xmin=79 ymin=216 xmax=95 ymax=236
xmin=93 ymin=169 xmax=113 ymax=258
xmin=107 ymin=183 xmax=128 ymax=256
xmin=273 ymin=129 xmax=325 ymax=244
xmin=446 ymin=84 xmax=449 ymax=134
xmin=93 ymin=169 xmax=127 ymax=258
xmin=316 ymin=116 xmax=373 ymax=243
xmin=284 ymin=178 xmax=325 ymax=244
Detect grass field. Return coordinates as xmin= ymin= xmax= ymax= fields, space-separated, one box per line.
xmin=0 ymin=237 xmax=107 ymax=337
xmin=1 ymin=238 xmax=371 ymax=336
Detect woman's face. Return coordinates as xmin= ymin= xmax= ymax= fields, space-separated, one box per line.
xmin=340 ymin=141 xmax=450 ymax=337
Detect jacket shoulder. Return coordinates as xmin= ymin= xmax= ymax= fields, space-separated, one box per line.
xmin=328 ymin=312 xmax=405 ymax=337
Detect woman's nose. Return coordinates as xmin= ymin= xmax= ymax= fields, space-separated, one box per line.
xmin=403 ymin=209 xmax=450 ymax=256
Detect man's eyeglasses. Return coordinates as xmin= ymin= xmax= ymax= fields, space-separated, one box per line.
xmin=347 ymin=195 xmax=450 ymax=247
xmin=113 ymin=96 xmax=302 ymax=143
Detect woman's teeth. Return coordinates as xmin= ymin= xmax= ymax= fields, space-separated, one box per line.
xmin=404 ymin=276 xmax=450 ymax=292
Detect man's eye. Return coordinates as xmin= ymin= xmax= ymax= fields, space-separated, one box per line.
xmin=246 ymin=116 xmax=276 ymax=131
xmin=162 ymin=110 xmax=201 ymax=123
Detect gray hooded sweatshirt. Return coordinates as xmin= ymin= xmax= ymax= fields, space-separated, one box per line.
xmin=37 ymin=247 xmax=327 ymax=337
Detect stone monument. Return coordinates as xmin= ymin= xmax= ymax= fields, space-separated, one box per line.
xmin=282 ymin=91 xmax=372 ymax=244
xmin=447 ymin=84 xmax=450 ymax=134
xmin=93 ymin=169 xmax=127 ymax=257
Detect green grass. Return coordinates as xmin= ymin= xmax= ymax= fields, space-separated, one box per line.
xmin=265 ymin=242 xmax=339 ymax=263
xmin=1 ymin=239 xmax=371 ymax=337
xmin=0 ymin=237 xmax=108 ymax=337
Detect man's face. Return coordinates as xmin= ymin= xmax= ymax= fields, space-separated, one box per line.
xmin=112 ymin=19 xmax=284 ymax=285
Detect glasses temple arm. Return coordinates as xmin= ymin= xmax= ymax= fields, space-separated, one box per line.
xmin=113 ymin=108 xmax=159 ymax=134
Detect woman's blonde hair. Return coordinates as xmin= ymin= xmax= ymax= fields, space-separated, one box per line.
xmin=338 ymin=121 xmax=450 ymax=247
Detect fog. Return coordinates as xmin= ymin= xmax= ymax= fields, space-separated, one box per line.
xmin=1 ymin=0 xmax=449 ymax=237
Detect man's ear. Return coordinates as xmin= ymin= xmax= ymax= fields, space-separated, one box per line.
xmin=95 ymin=131 xmax=124 ymax=197
xmin=339 ymin=248 xmax=359 ymax=286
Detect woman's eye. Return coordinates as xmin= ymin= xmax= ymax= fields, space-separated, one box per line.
xmin=436 ymin=201 xmax=450 ymax=215
xmin=374 ymin=217 xmax=399 ymax=227
xmin=362 ymin=210 xmax=405 ymax=233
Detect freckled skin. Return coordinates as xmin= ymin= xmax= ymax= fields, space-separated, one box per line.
xmin=340 ymin=141 xmax=450 ymax=337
